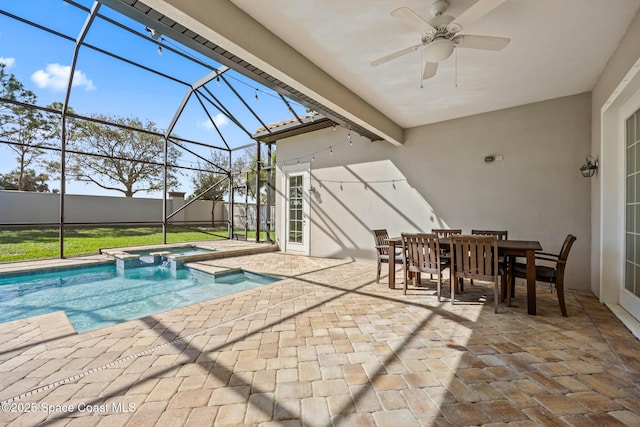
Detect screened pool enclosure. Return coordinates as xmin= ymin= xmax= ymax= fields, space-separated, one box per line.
xmin=0 ymin=0 xmax=368 ymax=259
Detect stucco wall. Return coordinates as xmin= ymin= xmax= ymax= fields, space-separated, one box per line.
xmin=276 ymin=92 xmax=592 ymax=291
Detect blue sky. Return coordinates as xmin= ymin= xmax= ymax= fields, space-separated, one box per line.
xmin=0 ymin=0 xmax=306 ymax=196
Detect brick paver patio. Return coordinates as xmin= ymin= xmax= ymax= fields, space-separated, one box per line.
xmin=1 ymin=249 xmax=640 ymax=426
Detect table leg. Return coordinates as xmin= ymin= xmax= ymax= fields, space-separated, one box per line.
xmin=526 ymin=249 xmax=537 ymax=315
xmin=388 ymin=240 xmax=396 ymax=289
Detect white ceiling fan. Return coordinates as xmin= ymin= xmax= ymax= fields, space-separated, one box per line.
xmin=371 ymin=0 xmax=511 ymax=80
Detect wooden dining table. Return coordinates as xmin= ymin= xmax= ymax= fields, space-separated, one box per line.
xmin=388 ymin=236 xmax=543 ymax=315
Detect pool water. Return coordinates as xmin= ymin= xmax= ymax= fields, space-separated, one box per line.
xmin=0 ymin=265 xmax=278 ymax=333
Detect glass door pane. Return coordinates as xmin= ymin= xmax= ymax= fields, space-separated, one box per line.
xmin=626 ymin=109 xmax=640 ymax=296
xmin=288 ymin=175 xmax=303 ymax=244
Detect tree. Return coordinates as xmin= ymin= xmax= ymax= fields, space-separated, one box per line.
xmin=65 ymin=114 xmax=181 ymax=197
xmin=0 ymin=168 xmax=55 ymax=192
xmin=189 ymin=150 xmax=233 ymax=227
xmin=237 ymin=145 xmax=276 ymax=203
xmin=0 ymin=63 xmax=57 ymax=191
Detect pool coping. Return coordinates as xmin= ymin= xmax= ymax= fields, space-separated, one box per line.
xmin=0 ymin=256 xmax=114 ymax=278
xmin=0 ymin=240 xmax=278 ymax=278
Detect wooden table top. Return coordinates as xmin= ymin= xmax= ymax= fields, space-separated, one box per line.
xmin=389 ymin=236 xmax=542 ymax=252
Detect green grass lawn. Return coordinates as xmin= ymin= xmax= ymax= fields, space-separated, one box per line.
xmin=0 ymin=226 xmax=274 ymax=263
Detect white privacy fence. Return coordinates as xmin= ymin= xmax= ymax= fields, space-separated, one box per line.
xmin=0 ymin=190 xmax=273 ymax=231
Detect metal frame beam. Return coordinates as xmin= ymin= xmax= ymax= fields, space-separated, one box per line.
xmin=59 ymin=1 xmax=101 ymax=258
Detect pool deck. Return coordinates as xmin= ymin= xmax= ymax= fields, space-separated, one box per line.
xmin=1 ymin=248 xmax=640 ymax=425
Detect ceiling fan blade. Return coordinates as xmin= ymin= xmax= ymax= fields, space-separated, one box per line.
xmin=453 ymin=35 xmax=511 ymax=50
xmin=371 ymin=43 xmax=425 ymax=66
xmin=391 ymin=7 xmax=435 ymax=33
xmin=454 ymin=35 xmax=510 ymax=51
xmin=449 ymin=0 xmax=507 ymax=31
xmin=423 ymin=61 xmax=438 ymax=80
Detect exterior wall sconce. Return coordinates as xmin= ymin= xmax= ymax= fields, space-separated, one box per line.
xmin=580 ymin=155 xmax=599 ymax=177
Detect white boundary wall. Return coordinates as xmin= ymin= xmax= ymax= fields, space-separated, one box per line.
xmin=0 ymin=191 xmax=224 ymax=225
xmin=0 ymin=190 xmax=272 ymax=231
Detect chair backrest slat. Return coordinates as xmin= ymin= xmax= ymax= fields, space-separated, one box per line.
xmin=372 ymin=229 xmax=390 ymax=256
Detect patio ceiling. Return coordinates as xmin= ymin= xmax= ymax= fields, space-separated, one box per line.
xmin=111 ymin=0 xmax=640 ymax=145
xmin=229 ymin=0 xmax=640 ymax=126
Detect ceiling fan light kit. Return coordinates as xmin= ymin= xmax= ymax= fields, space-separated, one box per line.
xmin=372 ymin=0 xmax=510 ymax=80
xmin=424 ymin=38 xmax=455 ymax=63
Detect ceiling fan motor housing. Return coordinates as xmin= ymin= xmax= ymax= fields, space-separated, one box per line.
xmin=425 ymin=15 xmax=461 ymax=40
xmin=429 ymin=0 xmax=449 ymax=17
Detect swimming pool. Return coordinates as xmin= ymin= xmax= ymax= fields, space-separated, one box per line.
xmin=0 ymin=265 xmax=278 ymax=333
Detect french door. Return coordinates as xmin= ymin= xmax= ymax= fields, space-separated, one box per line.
xmin=623 ymin=105 xmax=640 ymax=319
xmin=282 ymin=163 xmax=310 ymax=255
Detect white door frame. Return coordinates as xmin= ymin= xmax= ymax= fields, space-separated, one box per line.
xmin=619 ymin=90 xmax=640 ymax=319
xmin=600 ymin=55 xmax=640 ymax=338
xmin=281 ymin=163 xmax=311 ymax=255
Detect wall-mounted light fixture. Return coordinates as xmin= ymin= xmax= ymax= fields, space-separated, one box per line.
xmin=579 ymin=155 xmax=599 ymax=177
xmin=484 ymin=155 xmax=503 ymax=163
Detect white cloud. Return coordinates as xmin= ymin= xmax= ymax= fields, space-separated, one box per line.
xmin=0 ymin=57 xmax=16 ymax=68
xmin=201 ymin=113 xmax=229 ymax=129
xmin=31 ymin=63 xmax=95 ymax=91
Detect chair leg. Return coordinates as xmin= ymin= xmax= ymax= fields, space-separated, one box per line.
xmin=404 ymin=265 xmax=408 ymax=293
xmin=403 ymin=269 xmax=408 ymax=295
xmin=502 ymin=274 xmax=512 ymax=307
xmin=402 ymin=267 xmax=414 ymax=295
xmin=450 ymin=272 xmax=455 ymax=305
xmin=509 ymin=257 xmax=516 ymax=298
xmin=556 ymin=281 xmax=568 ymax=317
xmin=494 ymin=279 xmax=499 ymax=314
xmin=376 ymin=262 xmax=381 ymax=283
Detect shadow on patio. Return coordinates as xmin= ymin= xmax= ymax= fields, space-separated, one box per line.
xmin=1 ymin=252 xmax=640 ymax=426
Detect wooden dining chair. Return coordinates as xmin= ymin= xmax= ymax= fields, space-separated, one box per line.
xmin=402 ymin=233 xmax=450 ymax=299
xmin=470 ymin=230 xmax=508 ymax=287
xmin=450 ymin=234 xmax=501 ymax=313
xmin=371 ymin=229 xmax=404 ymax=283
xmin=511 ymin=234 xmax=576 ymax=317
xmin=431 ymin=228 xmax=462 ymax=286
